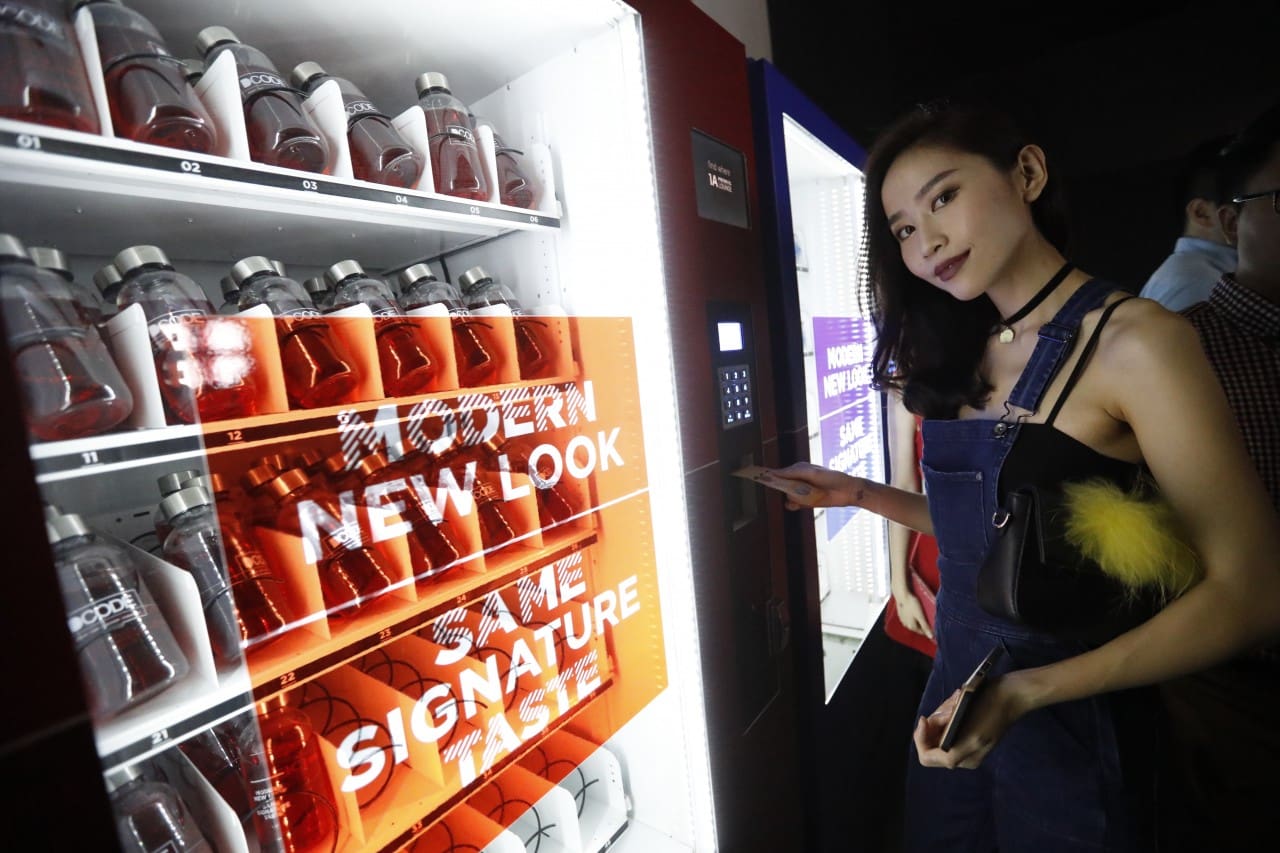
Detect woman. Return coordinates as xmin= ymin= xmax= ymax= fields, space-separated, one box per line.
xmin=770 ymin=101 xmax=1280 ymax=851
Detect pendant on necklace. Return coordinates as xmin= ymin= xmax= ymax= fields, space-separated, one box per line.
xmin=998 ymin=327 xmax=1015 ymax=344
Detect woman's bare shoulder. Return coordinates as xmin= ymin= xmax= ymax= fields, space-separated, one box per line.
xmin=1094 ymin=295 xmax=1203 ymax=374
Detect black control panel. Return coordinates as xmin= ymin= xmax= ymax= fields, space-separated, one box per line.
xmin=718 ymin=364 xmax=754 ymax=428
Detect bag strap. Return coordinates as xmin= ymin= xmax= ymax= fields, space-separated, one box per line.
xmin=1044 ymin=296 xmax=1135 ymax=428
xmin=1005 ymin=278 xmax=1114 ymax=417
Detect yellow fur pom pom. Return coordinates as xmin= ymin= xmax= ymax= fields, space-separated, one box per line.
xmin=1062 ymin=478 xmax=1201 ymax=603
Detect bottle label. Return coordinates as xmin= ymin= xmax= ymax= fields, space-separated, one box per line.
xmin=148 ymin=309 xmax=205 ymax=351
xmin=344 ymin=99 xmax=386 ymax=124
xmin=0 ymin=3 xmax=67 ymax=43
xmin=371 ymin=306 xmax=399 ymax=318
xmin=281 ymin=307 xmax=321 ymax=318
xmin=445 ymin=124 xmax=476 ymax=145
xmin=67 ymin=589 xmax=146 ymax=647
xmin=238 ymin=70 xmax=293 ymax=101
xmin=96 ymin=26 xmax=180 ymax=72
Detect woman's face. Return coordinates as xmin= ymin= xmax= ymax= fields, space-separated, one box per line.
xmin=881 ymin=144 xmax=1039 ymax=300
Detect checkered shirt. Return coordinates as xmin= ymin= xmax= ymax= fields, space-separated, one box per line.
xmin=1184 ymin=275 xmax=1280 ymax=664
xmin=1183 ymin=275 xmax=1280 ymax=507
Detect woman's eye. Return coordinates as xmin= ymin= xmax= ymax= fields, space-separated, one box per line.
xmin=894 ymin=224 xmax=914 ymax=241
xmin=932 ymin=188 xmax=956 ymax=211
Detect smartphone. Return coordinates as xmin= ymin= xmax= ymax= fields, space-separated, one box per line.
xmin=939 ymin=645 xmax=1004 ymax=752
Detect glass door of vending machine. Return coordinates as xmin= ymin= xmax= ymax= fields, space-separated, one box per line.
xmin=0 ymin=1 xmax=775 ymax=850
xmin=748 ymin=58 xmax=894 ymax=850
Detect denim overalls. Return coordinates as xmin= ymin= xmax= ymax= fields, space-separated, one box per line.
xmin=904 ymin=280 xmax=1157 ymax=852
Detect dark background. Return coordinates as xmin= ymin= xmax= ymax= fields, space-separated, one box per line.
xmin=766 ymin=2 xmax=1280 ymax=290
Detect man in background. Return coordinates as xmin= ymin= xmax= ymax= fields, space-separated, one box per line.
xmin=1140 ymin=136 xmax=1237 ymax=310
xmin=1161 ymin=103 xmax=1280 ymax=853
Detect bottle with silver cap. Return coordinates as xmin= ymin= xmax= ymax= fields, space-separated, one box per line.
xmin=1 ymin=233 xmax=134 ymax=440
xmin=107 ymin=762 xmax=213 ymax=852
xmin=414 ymin=71 xmax=489 ymax=201
xmin=196 ymin=26 xmax=330 ymax=174
xmin=47 ymin=511 xmax=188 ymax=720
xmin=399 ymin=263 xmax=498 ymax=387
xmin=73 ymin=0 xmax=216 ymax=154
xmin=29 ymin=245 xmax=108 ymax=323
xmin=325 ymin=258 xmax=439 ymax=397
xmin=217 ymin=275 xmax=240 ymax=315
xmin=152 ymin=467 xmax=200 ymax=548
xmin=94 ymin=261 xmax=125 ymax=311
xmin=302 ymin=275 xmax=334 ymax=311
xmin=265 ymin=467 xmax=394 ymax=615
xmin=159 ymin=485 xmax=242 ymax=666
xmin=233 ymin=255 xmax=359 ymax=409
xmin=458 ymin=264 xmax=555 ymax=379
xmin=292 ymin=61 xmax=424 ymax=189
xmin=114 ymin=244 xmax=257 ymax=424
xmin=352 ymin=450 xmax=461 ymax=576
xmin=0 ymin=0 xmax=100 ymax=133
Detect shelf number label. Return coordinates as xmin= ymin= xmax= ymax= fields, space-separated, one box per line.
xmin=279 ymin=671 xmax=297 ymax=688
xmin=468 ymin=205 xmax=481 ymax=215
xmin=528 ymin=214 xmax=540 ymax=224
xmin=377 ymin=627 xmax=393 ymax=642
xmin=393 ymin=194 xmax=409 ymax=205
xmin=150 ymin=728 xmax=170 ymax=746
xmin=180 ymin=160 xmax=202 ymax=174
xmin=80 ymin=451 xmax=100 ymax=466
xmin=226 ymin=429 xmax=243 ymax=443
xmin=16 ymin=134 xmax=41 ymax=150
xmin=301 ymin=179 xmax=319 ymax=191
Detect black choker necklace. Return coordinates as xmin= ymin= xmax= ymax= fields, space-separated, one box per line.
xmin=992 ymin=262 xmax=1074 ymax=343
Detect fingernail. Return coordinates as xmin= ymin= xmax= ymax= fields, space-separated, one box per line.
xmin=794 ymin=485 xmax=811 ymax=495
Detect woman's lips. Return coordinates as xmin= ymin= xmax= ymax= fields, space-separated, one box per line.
xmin=935 ymin=250 xmax=970 ymax=282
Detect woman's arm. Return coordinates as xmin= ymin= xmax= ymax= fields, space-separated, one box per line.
xmin=770 ymin=457 xmax=934 ymax=535
xmin=887 ymin=392 xmax=933 ymax=638
xmin=919 ymin=304 xmax=1280 ymax=768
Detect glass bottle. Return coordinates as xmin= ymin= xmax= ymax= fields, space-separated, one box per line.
xmin=159 ymin=485 xmax=241 ymax=667
xmin=195 ymin=26 xmax=330 ymax=174
xmin=398 ymin=263 xmax=497 ymax=387
xmin=491 ymin=435 xmax=580 ymax=528
xmin=217 ymin=276 xmax=239 ymax=315
xmin=1 ymin=234 xmax=134 ymax=441
xmin=353 ymin=451 xmax=462 ymax=577
xmin=291 ymin=61 xmax=424 ymax=189
xmin=29 ymin=245 xmax=107 ymax=324
xmin=108 ymin=764 xmax=212 ymax=852
xmin=237 ymin=694 xmax=340 ymax=853
xmin=114 ymin=244 xmax=257 ymax=424
xmin=177 ymin=722 xmax=253 ymax=823
xmin=324 ymin=259 xmax=437 ymax=397
xmin=482 ymin=126 xmax=536 ymax=210
xmin=301 ymin=277 xmax=332 ymax=311
xmin=414 ymin=72 xmax=488 ymax=201
xmin=472 ymin=478 xmax=517 ymax=550
xmin=268 ymin=468 xmax=394 ymax=615
xmin=48 ymin=513 xmax=188 ymax=720
xmin=151 ymin=467 xmax=199 ymax=547
xmin=94 ymin=261 xmax=124 ymax=317
xmin=190 ymin=472 xmax=292 ymax=650
xmin=0 ymin=0 xmax=100 ymax=132
xmin=232 ymin=255 xmax=359 ymax=409
xmin=459 ymin=264 xmax=556 ymax=380
xmin=75 ymin=0 xmax=217 ymax=153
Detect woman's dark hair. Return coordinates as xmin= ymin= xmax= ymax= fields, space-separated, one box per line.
xmin=861 ymin=100 xmax=1071 ymax=419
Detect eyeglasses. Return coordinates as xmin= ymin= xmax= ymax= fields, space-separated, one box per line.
xmin=1232 ymin=188 xmax=1280 ymax=213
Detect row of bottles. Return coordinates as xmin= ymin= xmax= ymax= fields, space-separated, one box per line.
xmin=2 ymin=232 xmax=566 ymax=441
xmin=0 ymin=1 xmax=537 ymax=204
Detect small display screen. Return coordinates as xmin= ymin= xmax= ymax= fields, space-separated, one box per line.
xmin=717 ymin=322 xmax=743 ymax=352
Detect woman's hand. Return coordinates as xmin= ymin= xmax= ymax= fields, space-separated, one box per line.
xmin=913 ymin=672 xmax=1035 ymax=770
xmin=893 ymin=588 xmax=934 ymax=640
xmin=768 ymin=462 xmax=874 ymax=511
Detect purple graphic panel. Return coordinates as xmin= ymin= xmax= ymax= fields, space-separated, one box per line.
xmin=812 ymin=316 xmax=878 ymax=540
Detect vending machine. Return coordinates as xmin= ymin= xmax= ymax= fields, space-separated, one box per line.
xmin=0 ymin=2 xmax=804 ymax=851
xmin=748 ymin=59 xmax=893 ymax=849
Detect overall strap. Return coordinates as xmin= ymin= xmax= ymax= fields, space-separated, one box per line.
xmin=1044 ymin=296 xmax=1135 ymax=427
xmin=1005 ymin=278 xmax=1115 ymax=417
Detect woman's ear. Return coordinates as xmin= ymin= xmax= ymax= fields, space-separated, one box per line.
xmin=1015 ymin=144 xmax=1049 ymax=203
